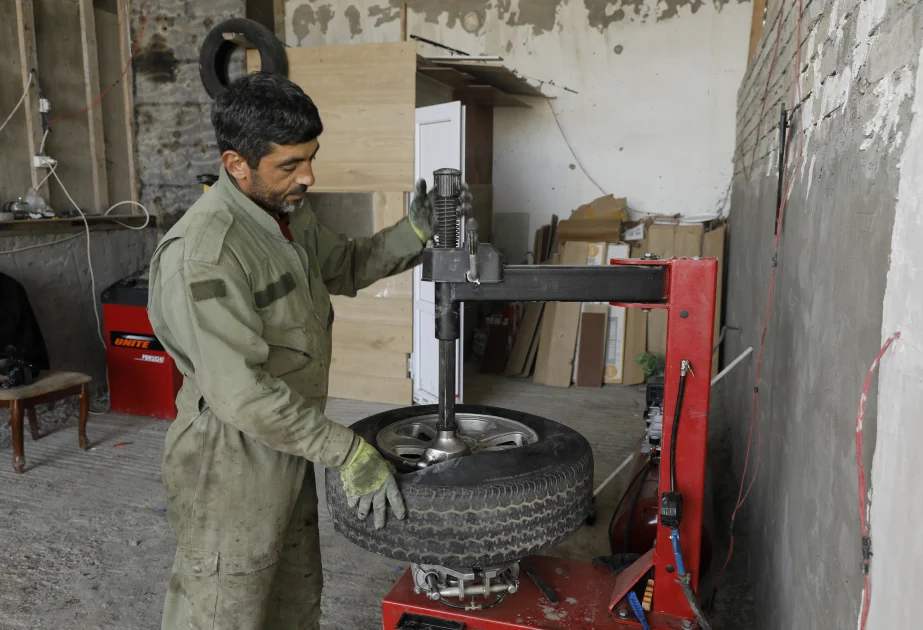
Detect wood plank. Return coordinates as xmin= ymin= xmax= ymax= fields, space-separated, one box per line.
xmin=0 ymin=214 xmax=151 ymax=233
xmin=703 ymin=225 xmax=727 ymax=377
xmin=328 ymin=372 xmax=411 ymax=405
xmin=505 ymin=303 xmax=544 ymax=376
xmin=332 ymin=321 xmax=412 ymax=353
xmin=330 ymin=294 xmax=411 ymax=327
xmin=748 ymin=0 xmax=768 ymax=65
xmin=455 ymin=85 xmax=530 ymax=108
xmin=431 ymin=60 xmax=544 ymax=97
xmin=358 ymin=270 xmax=413 ymax=300
xmin=248 ymin=42 xmax=417 ymax=193
xmin=77 ymin=0 xmax=108 ymax=211
xmin=330 ymin=346 xmax=408 ymax=377
xmin=534 ymin=242 xmax=588 ymax=387
xmin=575 ymin=311 xmax=607 ymax=388
xmin=13 ymin=0 xmax=42 ymax=194
xmin=465 ymin=104 xmax=493 ymax=186
xmin=33 ymin=0 xmax=97 ymax=211
xmin=416 ymin=73 xmax=455 ymax=107
xmin=373 ymin=191 xmax=406 ymax=230
xmin=95 ymin=0 xmax=133 ymax=206
xmin=417 ymin=66 xmax=476 ymax=89
xmin=115 ymin=0 xmax=139 ymax=203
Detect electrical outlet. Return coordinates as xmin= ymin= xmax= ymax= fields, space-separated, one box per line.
xmin=39 ymin=98 xmax=51 ymax=113
xmin=33 ymin=155 xmax=57 ymax=168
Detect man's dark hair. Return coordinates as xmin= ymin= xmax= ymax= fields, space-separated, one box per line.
xmin=212 ymin=72 xmax=323 ymax=167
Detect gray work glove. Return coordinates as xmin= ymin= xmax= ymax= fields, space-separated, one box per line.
xmin=409 ymin=178 xmax=474 ymax=243
xmin=340 ymin=437 xmax=407 ymax=529
xmin=347 ymin=474 xmax=406 ymax=530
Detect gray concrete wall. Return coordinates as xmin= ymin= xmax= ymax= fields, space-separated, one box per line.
xmin=720 ymin=0 xmax=921 ymax=627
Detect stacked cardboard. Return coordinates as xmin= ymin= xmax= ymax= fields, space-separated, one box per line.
xmin=504 ymin=193 xmax=727 ymax=387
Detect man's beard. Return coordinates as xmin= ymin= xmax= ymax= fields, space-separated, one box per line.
xmin=250 ymin=173 xmax=307 ymax=215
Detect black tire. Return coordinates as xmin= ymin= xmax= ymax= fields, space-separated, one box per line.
xmin=325 ymin=404 xmax=594 ymax=569
xmin=199 ymin=18 xmax=288 ymax=99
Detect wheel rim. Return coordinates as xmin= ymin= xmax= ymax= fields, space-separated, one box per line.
xmin=377 ymin=413 xmax=540 ymax=467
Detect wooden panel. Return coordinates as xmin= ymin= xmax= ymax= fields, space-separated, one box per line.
xmin=674 ymin=225 xmax=704 ymax=257
xmin=33 ymin=0 xmax=97 ymax=211
xmin=330 ymin=294 xmax=410 ymax=327
xmin=468 ymin=184 xmax=493 ymax=242
xmin=358 ymin=270 xmax=413 ymax=300
xmin=94 ymin=0 xmax=133 ymax=205
xmin=330 ymin=346 xmax=408 ymax=377
xmin=455 ymin=85 xmax=530 ymax=108
xmin=506 ymin=303 xmax=544 ymax=376
xmin=77 ymin=0 xmax=107 ymax=210
xmin=534 ymin=242 xmax=588 ymax=387
xmin=373 ymin=191 xmax=406 ymax=230
xmin=416 ymin=73 xmax=455 ymax=107
xmin=431 ymin=61 xmax=544 ymax=97
xmin=328 ymin=372 xmax=411 ymax=405
xmin=332 ymin=321 xmax=412 ymax=353
xmin=1 ymin=0 xmax=41 ymax=197
xmin=248 ymin=42 xmax=417 ymax=193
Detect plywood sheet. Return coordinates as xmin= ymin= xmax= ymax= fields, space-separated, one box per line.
xmin=506 ymin=303 xmax=544 ymax=376
xmin=429 ymin=60 xmax=544 ymax=97
xmin=358 ymin=270 xmax=413 ymax=300
xmin=575 ymin=311 xmax=607 ymax=388
xmin=248 ymin=42 xmax=416 ymax=193
xmin=328 ymin=372 xmax=411 ymax=405
xmin=330 ymin=294 xmax=410 ymax=327
xmin=330 ymin=347 xmax=407 ymax=377
xmin=332 ymin=321 xmax=411 ymax=353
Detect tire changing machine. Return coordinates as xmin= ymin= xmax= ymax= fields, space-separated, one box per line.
xmin=382 ymin=169 xmax=718 ymax=630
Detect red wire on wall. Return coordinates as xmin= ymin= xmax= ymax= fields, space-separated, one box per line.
xmin=47 ymin=0 xmax=157 ymax=128
xmin=856 ymin=331 xmax=901 ymax=630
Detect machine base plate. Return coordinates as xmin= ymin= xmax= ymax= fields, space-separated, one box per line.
xmin=383 ymin=555 xmax=695 ymax=630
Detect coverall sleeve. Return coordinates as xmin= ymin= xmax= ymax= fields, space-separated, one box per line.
xmin=161 ymin=258 xmax=356 ymax=469
xmin=311 ymin=216 xmax=423 ymax=297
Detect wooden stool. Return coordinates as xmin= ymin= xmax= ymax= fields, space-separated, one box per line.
xmin=0 ymin=371 xmax=92 ymax=473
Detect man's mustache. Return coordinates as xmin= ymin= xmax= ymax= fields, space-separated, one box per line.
xmin=288 ymin=185 xmax=308 ymax=196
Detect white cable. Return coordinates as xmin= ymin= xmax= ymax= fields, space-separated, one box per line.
xmin=104 ymin=200 xmax=151 ymax=229
xmin=50 ymin=169 xmax=107 ymax=353
xmin=593 ymin=453 xmax=635 ymax=497
xmin=0 ymin=74 xmax=33 ymax=136
xmin=710 ymin=347 xmax=754 ymax=387
xmin=0 ymin=234 xmax=82 ymax=255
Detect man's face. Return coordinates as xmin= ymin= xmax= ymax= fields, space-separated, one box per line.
xmin=223 ymin=139 xmax=319 ymax=214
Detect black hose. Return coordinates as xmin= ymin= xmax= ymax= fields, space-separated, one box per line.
xmin=669 ymin=370 xmax=688 ymax=493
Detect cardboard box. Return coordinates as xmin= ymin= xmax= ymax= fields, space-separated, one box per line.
xmin=646 ymin=223 xmax=704 ymax=355
xmin=533 ymin=241 xmax=588 ymax=387
xmin=570 ymin=194 xmax=628 ymax=221
xmin=557 ymin=218 xmax=623 ymax=244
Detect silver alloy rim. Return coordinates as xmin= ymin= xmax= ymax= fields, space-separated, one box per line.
xmin=376 ymin=413 xmax=539 ymax=466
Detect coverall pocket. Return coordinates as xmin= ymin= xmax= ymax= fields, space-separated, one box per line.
xmin=178 ymin=548 xmax=219 ymax=630
xmin=263 ymin=327 xmax=313 ymax=378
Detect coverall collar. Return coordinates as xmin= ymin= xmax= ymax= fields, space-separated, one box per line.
xmin=215 ymin=166 xmax=294 ymax=242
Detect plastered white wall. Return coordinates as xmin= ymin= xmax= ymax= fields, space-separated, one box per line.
xmin=866 ymin=39 xmax=923 ymax=630
xmin=284 ymin=0 xmax=752 ymax=236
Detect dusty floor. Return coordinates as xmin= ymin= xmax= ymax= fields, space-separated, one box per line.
xmin=0 ymin=375 xmax=754 ymax=629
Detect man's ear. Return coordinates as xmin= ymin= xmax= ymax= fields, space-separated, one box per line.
xmin=221 ymin=151 xmax=251 ymax=182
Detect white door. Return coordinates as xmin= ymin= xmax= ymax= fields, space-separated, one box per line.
xmin=412 ymin=102 xmax=466 ymax=404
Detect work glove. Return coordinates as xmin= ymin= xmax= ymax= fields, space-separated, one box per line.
xmin=339 ymin=437 xmax=407 ymax=529
xmin=409 ymin=178 xmax=474 ymax=243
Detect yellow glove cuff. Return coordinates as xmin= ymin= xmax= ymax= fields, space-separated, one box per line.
xmin=410 ymin=221 xmax=428 ymax=243
xmin=340 ymin=438 xmax=390 ymax=497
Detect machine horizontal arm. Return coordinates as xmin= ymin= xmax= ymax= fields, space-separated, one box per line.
xmin=448 ymin=265 xmax=666 ymax=304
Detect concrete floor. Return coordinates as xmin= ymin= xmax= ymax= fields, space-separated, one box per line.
xmin=0 ymin=375 xmax=754 ymax=629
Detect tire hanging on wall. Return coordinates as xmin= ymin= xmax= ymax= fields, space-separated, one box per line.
xmin=198 ymin=18 xmax=288 ymax=99
xmin=325 ymin=404 xmax=595 ymax=569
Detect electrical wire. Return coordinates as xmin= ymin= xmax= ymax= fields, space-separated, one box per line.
xmin=47 ymin=0 xmax=156 ymax=128
xmin=0 ymin=72 xmax=34 ymax=136
xmin=546 ymin=99 xmax=608 ymax=196
xmin=0 ymin=234 xmax=83 ymax=255
xmin=856 ymin=332 xmax=901 ymax=630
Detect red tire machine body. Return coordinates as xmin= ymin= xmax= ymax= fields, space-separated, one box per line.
xmin=383 ymin=253 xmax=717 ymax=630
